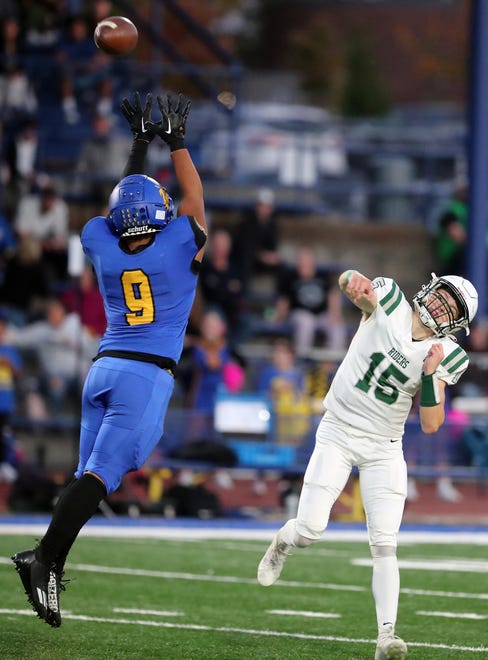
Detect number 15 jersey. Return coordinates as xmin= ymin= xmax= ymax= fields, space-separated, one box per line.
xmin=323 ymin=277 xmax=469 ymax=438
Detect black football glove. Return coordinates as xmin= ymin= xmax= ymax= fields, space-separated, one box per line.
xmin=150 ymin=92 xmax=191 ymax=151
xmin=120 ymin=91 xmax=154 ymax=143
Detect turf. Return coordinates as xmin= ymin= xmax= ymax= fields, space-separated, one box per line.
xmin=0 ymin=532 xmax=487 ymax=659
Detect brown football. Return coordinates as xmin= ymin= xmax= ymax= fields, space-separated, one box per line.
xmin=94 ymin=16 xmax=138 ymax=56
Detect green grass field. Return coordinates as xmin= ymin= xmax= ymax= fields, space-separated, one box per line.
xmin=0 ymin=530 xmax=487 ymax=659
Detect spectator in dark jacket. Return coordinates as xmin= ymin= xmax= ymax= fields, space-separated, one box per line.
xmin=271 ymin=245 xmax=346 ymax=356
xmin=232 ymin=187 xmax=281 ymax=292
xmin=198 ymin=229 xmax=246 ymax=345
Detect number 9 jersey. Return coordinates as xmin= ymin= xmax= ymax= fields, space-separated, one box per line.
xmin=81 ymin=213 xmax=206 ymax=363
xmin=324 ymin=277 xmax=469 ymax=438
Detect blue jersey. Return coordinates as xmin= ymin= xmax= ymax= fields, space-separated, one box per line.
xmin=81 ymin=214 xmax=205 ymax=362
xmin=0 ymin=345 xmax=22 ymax=413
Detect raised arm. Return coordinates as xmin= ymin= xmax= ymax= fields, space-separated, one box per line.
xmin=170 ymin=149 xmax=206 ymax=233
xmin=338 ymin=269 xmax=377 ymax=317
xmin=418 ymin=343 xmax=447 ymax=434
xmin=149 ymin=92 xmax=207 ymax=260
xmin=119 ymin=91 xmax=155 ymax=177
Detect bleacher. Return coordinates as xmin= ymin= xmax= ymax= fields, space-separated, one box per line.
xmin=2 ymin=3 xmax=486 ymax=521
xmin=11 ymin=400 xmax=488 ymax=477
xmin=5 ymin=279 xmax=488 ymax=519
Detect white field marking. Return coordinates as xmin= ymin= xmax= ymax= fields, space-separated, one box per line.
xmin=1 ymin=556 xmax=487 ymax=600
xmin=267 ymin=609 xmax=341 ymax=619
xmin=2 ymin=523 xmax=488 ymax=544
xmin=102 ymin=537 xmax=202 ymax=544
xmin=70 ymin=561 xmax=369 ymax=592
xmin=401 ymin=588 xmax=488 ymax=600
xmin=113 ymin=608 xmax=184 ymax=617
xmin=1 ymin=524 xmax=372 ymax=541
xmin=222 ymin=542 xmax=354 ymax=557
xmin=0 ymin=556 xmax=360 ymax=592
xmin=67 ymin=561 xmax=369 ymax=592
xmin=0 ymin=608 xmax=487 ymax=654
xmin=352 ymin=558 xmax=488 ymax=573
xmin=416 ymin=610 xmax=488 ymax=620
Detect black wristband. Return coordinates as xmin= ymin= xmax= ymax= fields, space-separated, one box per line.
xmin=165 ymin=136 xmax=185 ymax=152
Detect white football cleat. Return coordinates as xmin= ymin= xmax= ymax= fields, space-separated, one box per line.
xmin=436 ymin=477 xmax=462 ymax=502
xmin=257 ymin=532 xmax=291 ymax=586
xmin=375 ymin=625 xmax=407 ymax=660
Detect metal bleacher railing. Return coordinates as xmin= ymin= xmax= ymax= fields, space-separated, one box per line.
xmin=144 ymin=396 xmax=488 ymax=488
xmin=11 ymin=348 xmax=488 ymax=486
xmin=21 ymin=2 xmax=467 ymax=221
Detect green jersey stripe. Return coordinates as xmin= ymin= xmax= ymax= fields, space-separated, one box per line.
xmin=380 ymin=281 xmax=398 ymax=308
xmin=446 ymin=354 xmax=469 ymax=373
xmin=383 ymin=288 xmax=404 ymax=315
xmin=441 ymin=347 xmax=463 ymax=368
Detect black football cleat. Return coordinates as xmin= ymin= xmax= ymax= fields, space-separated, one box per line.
xmin=11 ymin=549 xmax=62 ymax=627
xmin=46 ymin=567 xmax=67 ymax=628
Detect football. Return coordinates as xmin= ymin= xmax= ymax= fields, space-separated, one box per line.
xmin=94 ymin=16 xmax=138 ymax=56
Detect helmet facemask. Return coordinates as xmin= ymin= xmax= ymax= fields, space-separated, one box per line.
xmin=413 ymin=272 xmax=477 ymax=337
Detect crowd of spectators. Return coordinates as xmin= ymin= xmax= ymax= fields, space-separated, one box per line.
xmin=0 ymin=5 xmax=348 ymax=347
xmin=0 ymin=2 xmax=485 ymax=505
xmin=0 ymin=2 xmax=117 ymax=431
xmin=0 ymin=2 xmax=125 ymax=211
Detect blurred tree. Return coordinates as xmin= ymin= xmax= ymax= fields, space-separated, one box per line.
xmin=340 ymin=31 xmax=391 ymax=117
xmin=244 ymin=2 xmax=468 ymax=109
xmin=288 ymin=18 xmax=337 ymax=101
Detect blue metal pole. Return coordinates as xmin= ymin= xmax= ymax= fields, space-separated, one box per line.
xmin=467 ymin=0 xmax=488 ymax=315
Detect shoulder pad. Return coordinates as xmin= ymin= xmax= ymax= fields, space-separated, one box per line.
xmin=188 ymin=215 xmax=207 ymax=250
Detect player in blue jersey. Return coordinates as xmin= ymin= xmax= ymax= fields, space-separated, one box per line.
xmin=12 ymin=91 xmax=207 ymax=627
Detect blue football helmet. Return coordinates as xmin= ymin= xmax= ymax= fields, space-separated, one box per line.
xmin=107 ymin=174 xmax=175 ymax=237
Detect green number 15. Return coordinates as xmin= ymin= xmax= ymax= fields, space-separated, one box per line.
xmin=355 ymin=352 xmax=408 ymax=405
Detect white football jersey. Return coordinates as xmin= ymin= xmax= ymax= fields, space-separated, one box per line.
xmin=324 ymin=277 xmax=469 ymax=437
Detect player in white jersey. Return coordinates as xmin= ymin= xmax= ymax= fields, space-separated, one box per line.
xmin=257 ymin=269 xmax=478 ymax=660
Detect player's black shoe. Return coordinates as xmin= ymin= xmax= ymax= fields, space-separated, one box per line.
xmin=11 ymin=549 xmax=63 ymax=627
xmin=47 ymin=562 xmax=70 ymax=628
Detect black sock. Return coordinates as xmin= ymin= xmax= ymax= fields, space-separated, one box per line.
xmin=36 ymin=474 xmax=107 ymax=567
xmin=46 ymin=477 xmax=80 ymax=571
xmin=53 ymin=531 xmax=80 ymax=574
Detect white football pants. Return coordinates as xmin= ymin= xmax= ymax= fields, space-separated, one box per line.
xmin=296 ymin=412 xmax=407 ymax=546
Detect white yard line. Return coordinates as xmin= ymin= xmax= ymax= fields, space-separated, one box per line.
xmin=267 ymin=609 xmax=341 ymax=618
xmin=417 ymin=610 xmax=488 ymax=620
xmin=1 ymin=522 xmax=488 ymax=544
xmin=0 ymin=608 xmax=486 ymax=653
xmin=113 ymin=607 xmax=184 ymax=616
xmin=63 ymin=561 xmax=371 ymax=592
xmin=222 ymin=542 xmax=355 ymax=557
xmin=352 ymin=558 xmax=488 ymax=573
xmin=402 ymin=588 xmax=488 ymax=600
xmin=1 ymin=556 xmax=487 ymax=599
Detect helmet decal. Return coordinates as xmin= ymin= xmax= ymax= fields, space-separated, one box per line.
xmin=159 ymin=187 xmax=171 ymax=209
